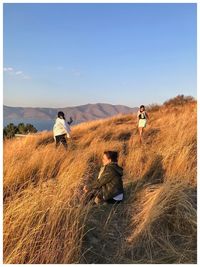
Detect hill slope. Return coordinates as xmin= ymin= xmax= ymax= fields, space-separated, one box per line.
xmin=3 ymin=100 xmax=197 ymax=264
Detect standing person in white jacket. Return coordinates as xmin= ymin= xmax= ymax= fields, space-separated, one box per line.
xmin=53 ymin=111 xmax=73 ymax=149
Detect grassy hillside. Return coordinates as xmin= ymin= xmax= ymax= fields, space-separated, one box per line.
xmin=3 ymin=99 xmax=197 ymax=264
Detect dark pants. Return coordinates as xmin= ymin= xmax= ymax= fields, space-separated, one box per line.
xmin=84 ymin=189 xmax=122 ymax=205
xmin=106 ymin=198 xmax=122 ymax=204
xmin=55 ymin=134 xmax=67 ymax=149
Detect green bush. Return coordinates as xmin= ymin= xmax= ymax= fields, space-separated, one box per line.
xmin=3 ymin=123 xmax=37 ymax=139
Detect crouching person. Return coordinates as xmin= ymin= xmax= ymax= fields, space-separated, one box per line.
xmin=84 ymin=151 xmax=124 ymax=204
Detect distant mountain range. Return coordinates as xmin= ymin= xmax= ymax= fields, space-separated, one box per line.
xmin=4 ymin=103 xmax=137 ymax=131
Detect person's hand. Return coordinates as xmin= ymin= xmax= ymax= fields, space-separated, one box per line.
xmin=67 ymin=134 xmax=70 ymax=139
xmin=94 ymin=196 xmax=102 ymax=204
xmin=68 ymin=117 xmax=73 ymax=125
xmin=83 ymin=185 xmax=88 ymax=193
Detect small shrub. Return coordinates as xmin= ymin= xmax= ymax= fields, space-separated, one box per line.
xmin=164 ymin=95 xmax=195 ymax=107
xmin=146 ymin=104 xmax=161 ymax=112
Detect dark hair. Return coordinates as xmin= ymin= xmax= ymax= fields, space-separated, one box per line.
xmin=104 ymin=151 xmax=118 ymax=162
xmin=58 ymin=111 xmax=65 ymax=120
xmin=140 ymin=105 xmax=145 ymax=110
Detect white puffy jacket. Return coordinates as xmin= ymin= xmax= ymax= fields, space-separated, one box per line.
xmin=53 ymin=118 xmax=71 ymax=138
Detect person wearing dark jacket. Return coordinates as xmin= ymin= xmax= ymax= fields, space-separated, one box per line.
xmin=84 ymin=151 xmax=124 ymax=204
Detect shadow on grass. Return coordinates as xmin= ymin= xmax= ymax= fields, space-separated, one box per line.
xmin=36 ymin=136 xmax=55 ymax=148
xmin=78 ymin=155 xmax=166 ymax=263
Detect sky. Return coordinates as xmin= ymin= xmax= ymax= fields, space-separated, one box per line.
xmin=3 ymin=3 xmax=197 ymax=108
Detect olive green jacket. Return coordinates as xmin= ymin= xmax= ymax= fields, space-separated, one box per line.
xmin=88 ymin=162 xmax=124 ymax=201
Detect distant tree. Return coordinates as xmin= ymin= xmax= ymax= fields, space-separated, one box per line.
xmin=3 ymin=123 xmax=18 ymax=139
xmin=18 ymin=123 xmax=27 ymax=134
xmin=3 ymin=123 xmax=38 ymax=139
xmin=3 ymin=128 xmax=7 ymax=140
xmin=25 ymin=124 xmax=37 ymax=133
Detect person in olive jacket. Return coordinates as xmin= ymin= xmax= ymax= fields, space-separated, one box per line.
xmin=84 ymin=151 xmax=124 ymax=204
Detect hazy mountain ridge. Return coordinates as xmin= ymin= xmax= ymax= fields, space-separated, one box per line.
xmin=4 ymin=103 xmax=138 ymax=123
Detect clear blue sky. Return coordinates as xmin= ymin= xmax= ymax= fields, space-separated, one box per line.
xmin=3 ymin=3 xmax=197 ymax=108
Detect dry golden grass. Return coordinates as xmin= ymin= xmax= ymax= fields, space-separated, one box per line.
xmin=3 ymin=100 xmax=197 ymax=263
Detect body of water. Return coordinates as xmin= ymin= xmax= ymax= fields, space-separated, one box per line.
xmin=4 ymin=119 xmax=54 ymax=131
xmin=3 ymin=118 xmax=82 ymax=131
